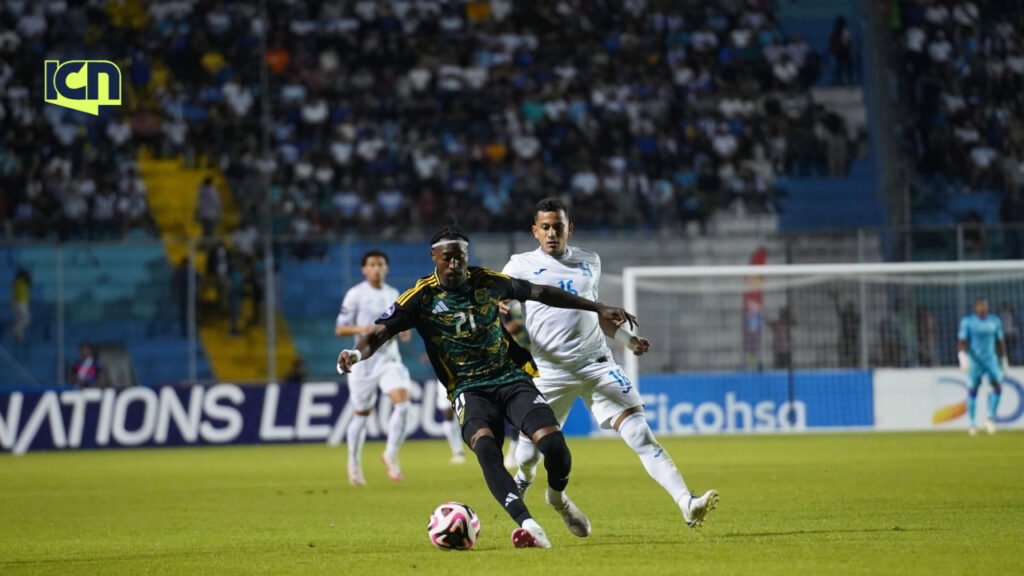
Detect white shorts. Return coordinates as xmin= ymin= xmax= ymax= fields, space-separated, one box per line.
xmin=347 ymin=362 xmax=412 ymax=412
xmin=534 ymin=359 xmax=643 ymax=430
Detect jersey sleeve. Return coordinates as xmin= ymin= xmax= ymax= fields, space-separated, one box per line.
xmin=335 ymin=289 xmax=358 ymax=328
xmin=957 ymin=317 xmax=969 ymax=341
xmin=506 ymin=275 xmax=533 ymax=301
xmin=501 ymin=257 xmax=520 ymax=278
xmin=375 ymin=287 xmax=421 ymax=334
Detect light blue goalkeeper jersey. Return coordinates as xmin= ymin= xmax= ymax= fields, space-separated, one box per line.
xmin=958 ymin=313 xmax=1003 ymax=363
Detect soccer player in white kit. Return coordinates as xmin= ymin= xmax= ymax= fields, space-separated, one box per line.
xmin=336 ymin=250 xmax=413 ymax=485
xmin=502 ymin=197 xmax=719 ymax=528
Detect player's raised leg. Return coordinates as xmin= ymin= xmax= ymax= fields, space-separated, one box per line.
xmin=513 ymin=382 xmax=574 ymax=497
xmin=508 ymin=383 xmax=591 ymax=538
xmin=607 ymin=384 xmax=718 ymax=529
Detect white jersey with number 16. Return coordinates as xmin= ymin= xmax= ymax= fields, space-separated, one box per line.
xmin=502 ymin=246 xmax=611 ymax=378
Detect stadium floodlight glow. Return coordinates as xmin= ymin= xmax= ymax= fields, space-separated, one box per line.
xmin=622 ymin=259 xmax=1024 ymax=386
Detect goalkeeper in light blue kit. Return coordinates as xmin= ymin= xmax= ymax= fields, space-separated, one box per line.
xmin=957 ymin=298 xmax=1008 ymax=435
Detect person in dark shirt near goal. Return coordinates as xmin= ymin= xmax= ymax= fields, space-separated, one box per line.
xmin=337 ymin=223 xmax=639 ymax=549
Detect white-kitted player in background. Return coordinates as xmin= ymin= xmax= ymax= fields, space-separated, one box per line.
xmin=501 ymin=197 xmax=718 ymax=529
xmin=336 ymin=249 xmax=413 ymax=485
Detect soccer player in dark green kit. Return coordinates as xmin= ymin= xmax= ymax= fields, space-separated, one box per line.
xmin=337 ymin=223 xmax=640 ymax=548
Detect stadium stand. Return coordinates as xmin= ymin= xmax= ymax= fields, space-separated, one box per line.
xmin=0 ymin=0 xmax=895 ymax=385
xmin=892 ymin=0 xmax=1024 ymax=257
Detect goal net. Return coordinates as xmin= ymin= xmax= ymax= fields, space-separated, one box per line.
xmin=620 ymin=261 xmax=1024 ymax=432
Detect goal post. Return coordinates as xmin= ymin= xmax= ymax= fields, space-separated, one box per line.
xmin=621 ymin=260 xmax=1024 ymax=432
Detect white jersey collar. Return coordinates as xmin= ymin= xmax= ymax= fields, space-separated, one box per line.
xmin=536 ymin=245 xmax=573 ymax=262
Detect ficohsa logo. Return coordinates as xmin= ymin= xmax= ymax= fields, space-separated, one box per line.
xmin=44 ymin=60 xmax=121 ymax=115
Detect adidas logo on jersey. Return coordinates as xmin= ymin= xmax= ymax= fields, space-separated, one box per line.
xmin=431 ymin=300 xmax=450 ymax=314
xmin=533 ymin=394 xmax=547 ymax=405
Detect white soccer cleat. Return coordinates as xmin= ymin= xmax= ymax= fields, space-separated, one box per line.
xmin=348 ymin=466 xmax=365 ymax=486
xmin=986 ymin=419 xmax=996 ymax=435
xmin=514 ymin=472 xmax=532 ymax=497
xmin=381 ymin=452 xmax=402 ymax=481
xmin=450 ymin=453 xmax=466 ymax=464
xmin=968 ymin=426 xmax=978 ymax=436
xmin=546 ymin=488 xmax=591 ymax=537
xmin=682 ymin=490 xmax=719 ymax=529
xmin=511 ymin=523 xmax=551 ymax=548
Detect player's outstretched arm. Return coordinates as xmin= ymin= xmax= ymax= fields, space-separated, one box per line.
xmin=336 ymin=324 xmax=374 ymax=337
xmin=528 ymin=282 xmax=638 ymax=330
xmin=599 ymin=314 xmax=650 ymax=356
xmin=337 ymin=324 xmax=395 ymax=373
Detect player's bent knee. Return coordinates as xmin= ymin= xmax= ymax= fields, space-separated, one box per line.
xmin=467 ymin=427 xmax=495 ymax=451
xmin=470 ymin=434 xmax=504 ymax=466
xmin=355 ymin=408 xmax=373 ymax=416
xmin=389 ymin=388 xmax=410 ymax=403
xmin=612 ymin=406 xmax=645 ymax=430
xmin=529 ymin=425 xmax=560 ymax=445
xmin=536 ymin=431 xmax=571 ymax=490
xmin=618 ymin=412 xmax=658 ymax=451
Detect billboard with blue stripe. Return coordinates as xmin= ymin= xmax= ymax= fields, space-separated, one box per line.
xmin=562 ymin=370 xmax=875 ymax=436
xmin=2 ymin=370 xmax=876 ymax=453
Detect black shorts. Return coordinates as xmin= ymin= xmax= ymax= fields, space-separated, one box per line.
xmin=455 ymin=380 xmax=558 ymax=446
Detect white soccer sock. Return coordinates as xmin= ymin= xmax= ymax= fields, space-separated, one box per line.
xmin=441 ymin=419 xmax=464 ymax=457
xmin=384 ymin=401 xmax=409 ymax=458
xmin=515 ymin=435 xmax=541 ymax=485
xmin=347 ymin=413 xmax=368 ymax=467
xmin=617 ymin=412 xmax=690 ymax=504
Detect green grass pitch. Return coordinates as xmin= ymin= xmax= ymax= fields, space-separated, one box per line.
xmin=2 ymin=431 xmax=1022 ymax=575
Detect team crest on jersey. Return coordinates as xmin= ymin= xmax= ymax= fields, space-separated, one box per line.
xmin=380 ymin=304 xmax=395 ymax=319
xmin=474 ymin=288 xmax=489 ymax=304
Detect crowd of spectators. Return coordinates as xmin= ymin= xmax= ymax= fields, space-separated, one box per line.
xmin=1 ymin=0 xmax=856 ymax=242
xmin=894 ymin=0 xmax=1024 ymax=196
xmin=0 ymin=1 xmax=156 ymax=241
